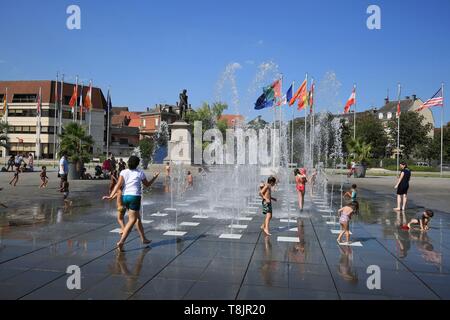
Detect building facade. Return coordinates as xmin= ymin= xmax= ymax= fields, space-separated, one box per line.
xmin=139 ymin=104 xmax=180 ymax=139
xmin=0 ymin=80 xmax=106 ymax=159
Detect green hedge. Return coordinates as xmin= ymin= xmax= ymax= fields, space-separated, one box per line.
xmin=384 ymin=164 xmax=439 ymax=172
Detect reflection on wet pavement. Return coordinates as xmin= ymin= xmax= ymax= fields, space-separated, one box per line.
xmin=0 ymin=179 xmax=449 ymax=300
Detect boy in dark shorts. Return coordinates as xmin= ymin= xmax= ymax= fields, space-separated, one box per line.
xmin=259 ymin=176 xmax=277 ymax=236
xmin=405 ymin=209 xmax=434 ymax=231
xmin=39 ymin=166 xmax=49 ymax=188
xmin=9 ymin=166 xmax=20 ymax=187
xmin=60 ymin=176 xmax=72 ymax=207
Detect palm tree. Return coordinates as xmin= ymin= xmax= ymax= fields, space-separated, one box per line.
xmin=59 ymin=122 xmax=94 ymax=165
xmin=347 ymin=138 xmax=372 ymax=165
xmin=0 ymin=121 xmax=10 ymax=151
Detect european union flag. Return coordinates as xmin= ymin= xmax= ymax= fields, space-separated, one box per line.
xmin=254 ymin=92 xmax=274 ymax=110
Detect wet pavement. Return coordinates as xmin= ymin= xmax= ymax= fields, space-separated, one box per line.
xmin=0 ymin=171 xmax=450 ymax=300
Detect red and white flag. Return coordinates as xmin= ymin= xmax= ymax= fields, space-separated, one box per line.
xmin=84 ymin=81 xmax=93 ymax=110
xmin=36 ymin=88 xmax=42 ymax=114
xmin=396 ymin=100 xmax=401 ymax=117
xmin=344 ymin=87 xmax=356 ymax=114
xmin=69 ymin=83 xmax=78 ymax=108
xmin=417 ymin=87 xmax=444 ymax=111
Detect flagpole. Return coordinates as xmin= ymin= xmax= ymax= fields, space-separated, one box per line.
xmin=89 ymin=80 xmax=92 ymax=135
xmin=396 ymin=83 xmax=401 ymax=174
xmin=80 ymin=82 xmax=84 ymax=126
xmin=53 ymin=72 xmax=58 ymax=163
xmin=353 ymin=84 xmax=357 ymax=141
xmin=441 ymin=82 xmax=444 ymax=177
xmin=74 ymin=75 xmax=78 ymax=122
xmin=106 ymin=87 xmax=111 ymax=157
xmin=310 ymin=78 xmax=314 ymax=168
xmin=36 ymin=87 xmax=42 ymax=162
xmin=304 ymin=73 xmax=308 ymax=166
xmin=58 ymin=74 xmax=64 ymax=157
xmin=291 ymin=81 xmax=295 ymax=166
xmin=3 ymin=87 xmax=8 ymax=161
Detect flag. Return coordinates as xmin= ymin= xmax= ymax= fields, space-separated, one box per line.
xmin=272 ymin=79 xmax=282 ymax=98
xmin=254 ymin=91 xmax=274 ymax=110
xmin=2 ymin=91 xmax=7 ymax=114
xmin=54 ymin=78 xmax=59 ymax=108
xmin=396 ymin=100 xmax=401 ymax=117
xmin=417 ymin=87 xmax=444 ymax=111
xmin=106 ymin=89 xmax=112 ymax=112
xmin=36 ymin=88 xmax=42 ymax=114
xmin=309 ymin=82 xmax=315 ymax=114
xmin=286 ymin=84 xmax=293 ymax=104
xmin=344 ymin=87 xmax=356 ymax=113
xmin=84 ymin=81 xmax=92 ymax=110
xmin=69 ymin=84 xmax=78 ymax=108
xmin=277 ymin=94 xmax=287 ymax=107
xmin=289 ymin=79 xmax=306 ymax=106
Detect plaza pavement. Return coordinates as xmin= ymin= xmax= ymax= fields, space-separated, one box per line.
xmin=0 ymin=168 xmax=449 ymax=300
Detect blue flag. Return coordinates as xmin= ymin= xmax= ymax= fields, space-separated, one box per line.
xmin=286 ymin=84 xmax=293 ymax=104
xmin=254 ymin=92 xmax=274 ymax=110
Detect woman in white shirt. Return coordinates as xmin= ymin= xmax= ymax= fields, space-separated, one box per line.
xmin=103 ymin=156 xmax=159 ymax=251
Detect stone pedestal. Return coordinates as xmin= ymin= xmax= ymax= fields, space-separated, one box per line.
xmin=165 ymin=120 xmax=192 ymax=165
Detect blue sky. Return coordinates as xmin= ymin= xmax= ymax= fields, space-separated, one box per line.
xmin=1 ymin=0 xmax=449 ymax=124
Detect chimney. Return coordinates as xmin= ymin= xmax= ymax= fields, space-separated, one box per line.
xmin=405 ymin=96 xmax=410 ymax=100
xmin=412 ymin=94 xmax=417 ymax=101
xmin=384 ymin=98 xmax=389 ymax=105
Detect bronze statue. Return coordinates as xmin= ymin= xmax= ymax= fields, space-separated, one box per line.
xmin=179 ymin=89 xmax=188 ymax=119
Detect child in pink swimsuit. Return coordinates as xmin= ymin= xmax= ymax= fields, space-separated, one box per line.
xmin=337 ymin=202 xmax=357 ymax=244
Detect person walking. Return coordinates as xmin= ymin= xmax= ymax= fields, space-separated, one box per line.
xmin=394 ymin=161 xmax=411 ymax=212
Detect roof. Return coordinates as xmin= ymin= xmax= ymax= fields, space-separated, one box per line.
xmin=378 ymin=99 xmax=418 ymax=114
xmin=219 ymin=114 xmax=245 ymax=127
xmin=111 ymin=111 xmax=142 ymax=128
xmin=112 ymin=107 xmax=129 ymax=115
xmin=0 ymin=80 xmax=107 ymax=110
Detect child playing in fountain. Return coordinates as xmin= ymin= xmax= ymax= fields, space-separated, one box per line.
xmin=259 ymin=176 xmax=277 ymax=236
xmin=343 ymin=184 xmax=357 ymax=202
xmin=405 ymin=210 xmax=434 ymax=231
xmin=185 ymin=171 xmax=193 ymax=191
xmin=9 ymin=166 xmax=20 ymax=187
xmin=336 ymin=202 xmax=357 ymax=244
xmin=39 ymin=166 xmax=49 ymax=188
xmin=103 ymin=156 xmax=160 ymax=251
xmin=60 ymin=175 xmax=72 ymax=207
xmin=110 ymin=169 xmax=126 ymax=233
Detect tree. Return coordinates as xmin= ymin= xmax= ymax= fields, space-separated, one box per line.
xmin=185 ymin=102 xmax=228 ymax=148
xmin=0 ymin=121 xmax=9 ymax=151
xmin=134 ymin=138 xmax=154 ymax=169
xmin=351 ymin=113 xmax=388 ymax=158
xmin=347 ymin=137 xmax=372 ymax=165
xmin=59 ymin=122 xmax=94 ymax=164
xmin=387 ymin=112 xmax=433 ymax=159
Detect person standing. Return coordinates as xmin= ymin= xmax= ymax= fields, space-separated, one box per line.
xmin=118 ymin=158 xmax=126 ymax=173
xmin=295 ymin=168 xmax=307 ymax=211
xmin=259 ymin=176 xmax=277 ymax=236
xmin=394 ymin=161 xmax=411 ymax=212
xmin=103 ymin=156 xmax=160 ymax=251
xmin=59 ymin=151 xmax=69 ymax=188
xmin=28 ymin=153 xmax=34 ymax=172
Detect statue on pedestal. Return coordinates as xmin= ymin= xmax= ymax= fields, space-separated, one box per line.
xmin=179 ymin=89 xmax=188 ymax=120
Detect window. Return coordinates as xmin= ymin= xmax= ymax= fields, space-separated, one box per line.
xmin=155 ymin=118 xmax=159 ymax=126
xmin=142 ymin=119 xmax=146 ymax=127
xmin=0 ymin=94 xmax=4 ymax=102
xmin=119 ymin=138 xmax=128 ymax=145
xmin=12 ymin=94 xmax=37 ymax=103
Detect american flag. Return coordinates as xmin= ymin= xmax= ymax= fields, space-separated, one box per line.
xmin=417 ymin=87 xmax=444 ymax=111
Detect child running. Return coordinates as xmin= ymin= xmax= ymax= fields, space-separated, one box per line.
xmin=337 ymin=202 xmax=357 ymax=244
xmin=39 ymin=166 xmax=49 ymax=188
xmin=404 ymin=209 xmax=434 ymax=231
xmin=103 ymin=156 xmax=160 ymax=252
xmin=9 ymin=166 xmax=20 ymax=187
xmin=110 ymin=169 xmax=126 ymax=234
xmin=259 ymin=176 xmax=277 ymax=236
